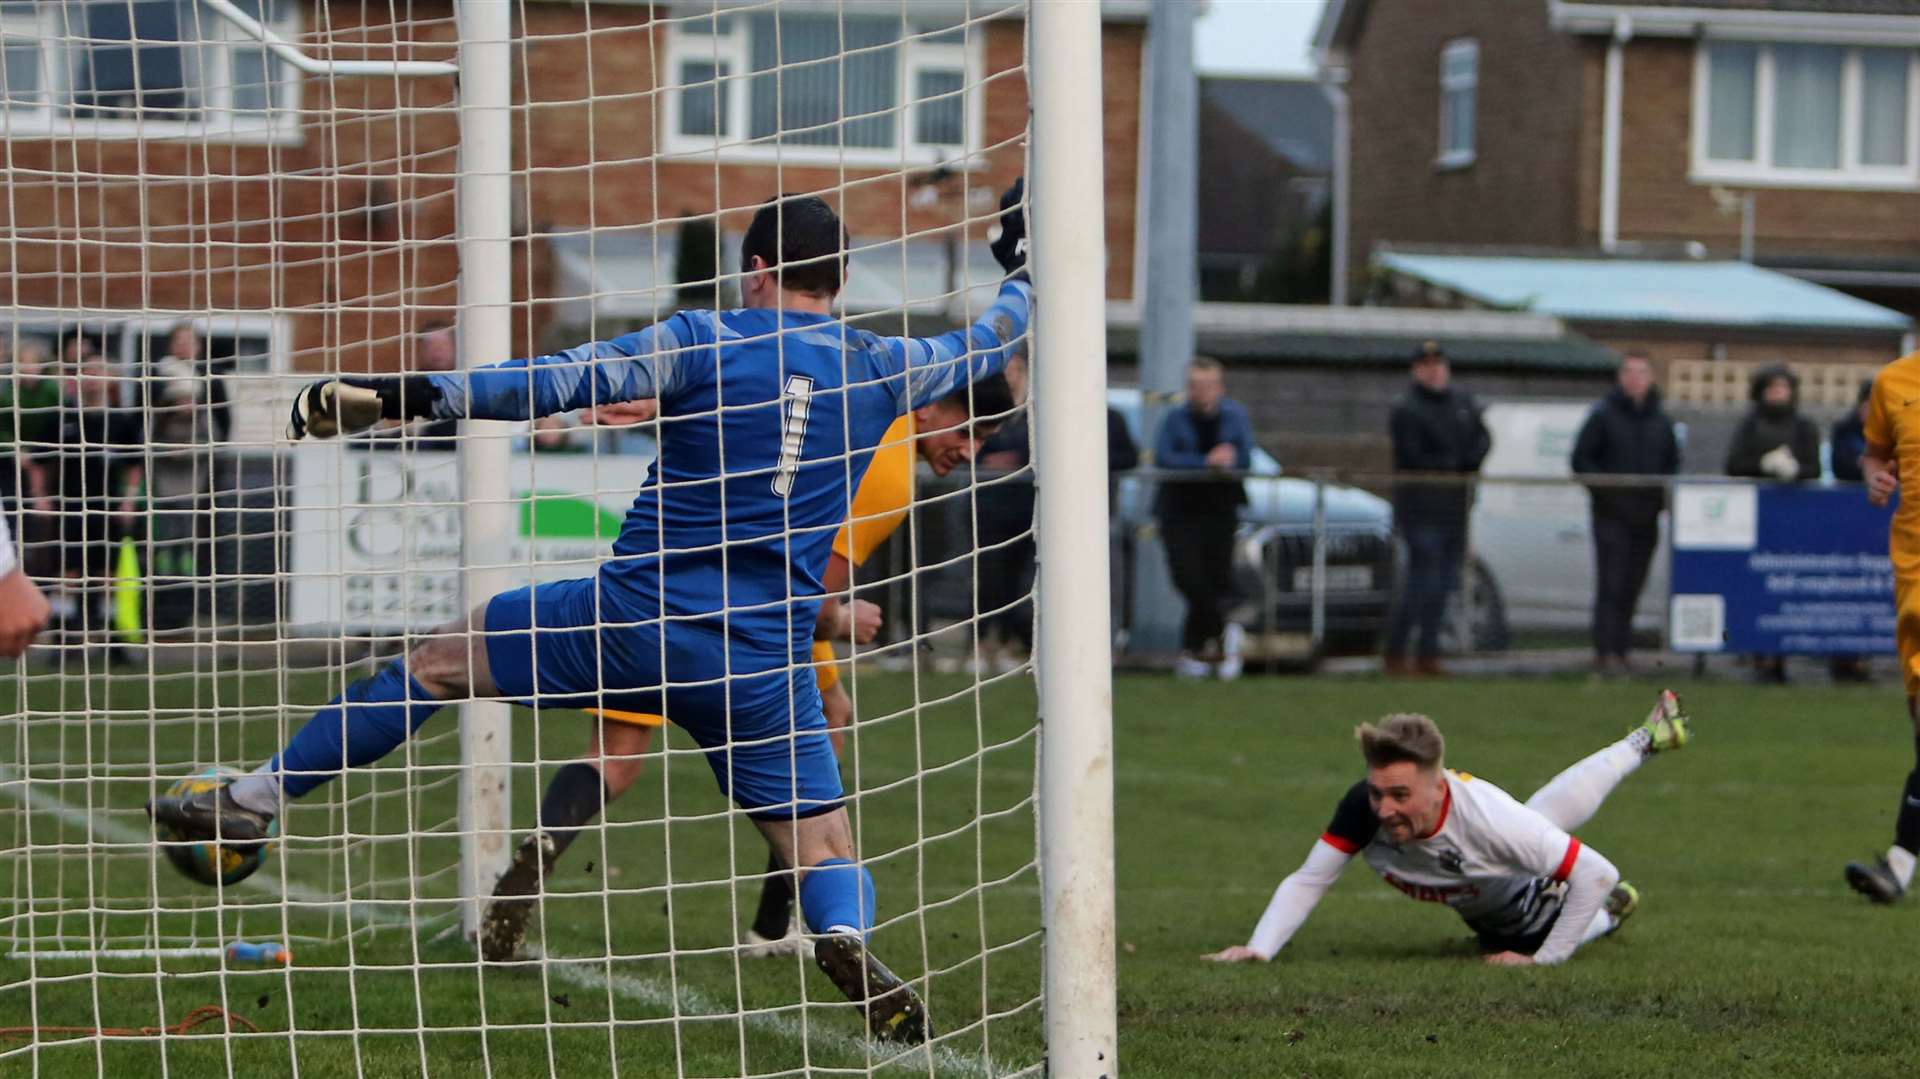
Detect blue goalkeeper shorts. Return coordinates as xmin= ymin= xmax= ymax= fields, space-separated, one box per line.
xmin=483 ymin=577 xmax=842 ymax=819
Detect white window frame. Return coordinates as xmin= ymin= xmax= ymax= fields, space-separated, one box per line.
xmin=3 ymin=307 xmax=291 ymax=450
xmin=0 ymin=0 xmax=304 ymax=146
xmin=1436 ymin=37 xmax=1478 ymax=170
xmin=659 ymin=6 xmax=987 ymax=168
xmin=0 ymin=3 xmax=55 ymax=124
xmin=1691 ymin=39 xmax=1920 ymax=190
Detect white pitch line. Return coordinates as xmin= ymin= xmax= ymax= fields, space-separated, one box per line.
xmin=536 ymin=949 xmax=999 ymax=1078
xmin=0 ymin=762 xmax=438 ymax=929
xmin=0 ymin=764 xmax=1008 ymax=1077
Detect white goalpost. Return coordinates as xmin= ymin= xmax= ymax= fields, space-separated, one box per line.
xmin=0 ymin=0 xmax=1114 ymax=1074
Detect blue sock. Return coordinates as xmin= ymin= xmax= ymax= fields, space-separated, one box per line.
xmin=798 ymin=857 xmax=875 ymax=936
xmin=269 ymin=661 xmax=445 ymax=800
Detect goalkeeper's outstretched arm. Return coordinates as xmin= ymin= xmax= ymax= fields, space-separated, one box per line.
xmin=288 ymin=317 xmax=695 ymax=439
xmin=865 ymin=276 xmax=1033 ymax=414
xmin=1202 ymin=839 xmax=1353 ymax=963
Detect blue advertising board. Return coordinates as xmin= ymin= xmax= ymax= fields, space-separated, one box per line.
xmin=1668 ymin=483 xmax=1896 ymax=655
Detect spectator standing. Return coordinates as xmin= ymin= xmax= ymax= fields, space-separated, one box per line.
xmin=1105 ymin=390 xmax=1139 ymax=651
xmin=1 ymin=339 xmax=62 ymax=584
xmin=977 ymin=350 xmax=1035 ymax=674
xmin=1832 ymin=378 xmax=1873 ymax=484
xmin=1385 ymin=342 xmax=1490 ymax=677
xmin=1571 ymin=354 xmax=1681 ymax=676
xmin=1107 ymin=396 xmax=1140 ymax=474
xmin=1830 ymin=380 xmax=1874 ymax=682
xmin=146 ymin=323 xmax=230 ymax=629
xmin=1 ymin=339 xmax=62 ymax=509
xmin=1725 ymin=365 xmax=1821 ymax=484
xmin=1726 ymin=364 xmax=1822 ymax=683
xmin=1153 ymin=357 xmax=1253 ymax=680
xmin=407 ymin=321 xmax=463 ymax=450
xmin=55 ymin=359 xmax=145 ymax=654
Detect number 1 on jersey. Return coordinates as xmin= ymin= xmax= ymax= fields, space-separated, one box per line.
xmin=773 ymin=374 xmax=814 ymax=497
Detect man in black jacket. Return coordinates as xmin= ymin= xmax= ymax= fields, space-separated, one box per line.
xmin=1386 ymin=343 xmax=1490 ymax=676
xmin=1571 ymin=354 xmax=1681 ymax=675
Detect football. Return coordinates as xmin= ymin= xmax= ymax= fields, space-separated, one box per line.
xmin=156 ymin=768 xmax=275 ymax=887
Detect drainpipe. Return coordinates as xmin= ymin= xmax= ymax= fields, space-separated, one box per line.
xmin=1320 ymin=63 xmax=1351 ymax=305
xmin=1599 ymin=15 xmax=1630 ymax=252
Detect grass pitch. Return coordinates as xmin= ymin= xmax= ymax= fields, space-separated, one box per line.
xmin=3 ymin=667 xmax=1920 ymax=1077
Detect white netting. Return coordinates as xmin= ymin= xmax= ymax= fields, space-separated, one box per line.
xmin=0 ymin=2 xmax=1053 ymax=1074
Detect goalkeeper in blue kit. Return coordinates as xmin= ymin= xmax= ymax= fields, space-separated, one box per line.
xmin=147 ymin=187 xmax=1032 ymax=1044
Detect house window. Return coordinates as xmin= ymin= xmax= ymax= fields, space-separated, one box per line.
xmin=1696 ymin=41 xmax=1918 ymax=187
xmin=1438 ymin=38 xmax=1478 ymax=168
xmin=0 ymin=5 xmax=49 ymax=117
xmin=0 ymin=0 xmax=300 ymax=141
xmin=664 ymin=7 xmax=982 ymax=164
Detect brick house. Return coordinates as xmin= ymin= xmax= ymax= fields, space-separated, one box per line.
xmin=1315 ymin=0 xmax=1920 ymax=363
xmin=0 ymin=0 xmax=1147 ymax=445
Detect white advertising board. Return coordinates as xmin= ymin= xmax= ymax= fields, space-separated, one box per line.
xmin=287 ymin=443 xmax=646 ymax=634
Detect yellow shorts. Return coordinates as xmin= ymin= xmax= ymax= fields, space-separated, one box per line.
xmin=1898 ymin=576 xmax=1920 ymax=698
xmin=588 ymin=705 xmax=664 ymax=728
xmin=587 ymin=640 xmax=844 ymax=727
xmin=809 ymin=639 xmax=839 ymax=692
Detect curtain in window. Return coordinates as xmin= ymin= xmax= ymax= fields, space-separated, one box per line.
xmin=749 ymin=12 xmax=897 ymax=149
xmin=76 ymin=0 xmax=189 ymax=114
xmin=1439 ymin=44 xmax=1476 ymax=159
xmin=1443 ymin=85 xmax=1474 ymax=156
xmin=679 ymin=60 xmax=727 ymax=137
xmin=914 ymin=69 xmax=964 ymax=146
xmin=1 ymin=40 xmax=42 ymax=108
xmin=1772 ymin=43 xmax=1842 ymax=169
xmin=1706 ymin=42 xmax=1758 ymax=162
xmin=1860 ymin=48 xmax=1909 ymax=168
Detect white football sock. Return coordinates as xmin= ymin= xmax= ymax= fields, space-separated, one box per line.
xmin=1221 ymin=622 xmax=1246 ymax=659
xmin=1583 ymin=907 xmax=1615 ymax=944
xmin=228 ymin=764 xmax=282 ymax=817
xmin=1524 ymin=739 xmax=1643 ymax=834
xmin=1887 ymin=845 xmax=1917 ymax=890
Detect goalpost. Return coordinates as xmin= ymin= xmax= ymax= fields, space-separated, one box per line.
xmin=0 ymin=0 xmax=1113 ymax=1075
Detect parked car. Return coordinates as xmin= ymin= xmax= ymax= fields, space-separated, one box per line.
xmin=840 ymin=386 xmax=1510 ymax=670
xmin=1107 ymin=387 xmax=1511 ymax=666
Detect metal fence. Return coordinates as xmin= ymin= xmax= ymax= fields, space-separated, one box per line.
xmin=10 ymin=447 xmax=1891 ymax=678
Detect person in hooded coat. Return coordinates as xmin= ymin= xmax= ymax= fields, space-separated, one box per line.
xmin=1726 ymin=365 xmax=1821 ymax=484
xmin=1726 ymin=364 xmax=1822 ymax=682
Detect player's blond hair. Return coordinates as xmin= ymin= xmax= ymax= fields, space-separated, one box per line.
xmin=1356 ymin=713 xmax=1445 ymax=772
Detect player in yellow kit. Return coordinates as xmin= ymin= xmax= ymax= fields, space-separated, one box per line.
xmin=479 ymin=375 xmax=1017 ymax=961
xmin=1846 ymin=349 xmax=1920 ymax=903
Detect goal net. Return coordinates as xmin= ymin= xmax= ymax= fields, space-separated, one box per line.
xmin=0 ymin=1 xmax=1111 ymax=1074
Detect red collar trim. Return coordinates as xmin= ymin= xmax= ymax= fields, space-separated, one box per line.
xmin=1416 ymin=781 xmax=1452 ymax=841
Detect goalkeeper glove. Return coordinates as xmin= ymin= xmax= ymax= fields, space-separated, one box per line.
xmin=989 ymin=177 xmax=1028 ymax=279
xmin=287 ymin=375 xmax=442 ymax=440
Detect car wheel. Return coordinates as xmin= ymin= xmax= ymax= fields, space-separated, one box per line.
xmin=1442 ymin=558 xmax=1509 ymax=655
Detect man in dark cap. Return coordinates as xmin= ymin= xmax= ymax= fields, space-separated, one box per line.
xmin=1385 ymin=342 xmax=1489 ymax=676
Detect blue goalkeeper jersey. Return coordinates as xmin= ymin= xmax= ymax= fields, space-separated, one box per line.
xmin=430 ymin=278 xmax=1032 ymax=658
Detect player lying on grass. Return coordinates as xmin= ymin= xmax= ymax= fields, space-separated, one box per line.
xmin=478 ymin=372 xmax=1017 ymax=963
xmin=1204 ymin=692 xmax=1690 ymax=967
xmin=1846 ymin=349 xmax=1920 ymax=903
xmin=147 ymin=185 xmax=1033 ymax=1045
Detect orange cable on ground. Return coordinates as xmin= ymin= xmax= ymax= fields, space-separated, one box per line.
xmin=0 ymin=1004 xmax=259 ymax=1041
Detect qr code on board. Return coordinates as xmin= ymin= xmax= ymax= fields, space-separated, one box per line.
xmin=1670 ymin=594 xmax=1725 ymax=650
